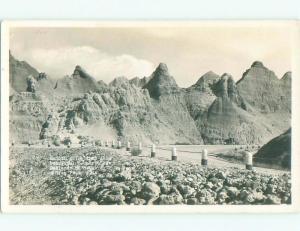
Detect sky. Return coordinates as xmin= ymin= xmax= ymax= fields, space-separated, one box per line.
xmin=9 ymin=22 xmax=293 ymax=87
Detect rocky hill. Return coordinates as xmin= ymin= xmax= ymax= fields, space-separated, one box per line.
xmin=9 ymin=52 xmax=39 ymax=94
xmin=9 ymin=52 xmax=55 ymax=97
xmin=10 ymin=92 xmax=49 ymax=142
xmin=54 ymin=65 xmax=103 ymax=96
xmin=254 ymin=128 xmax=291 ymax=170
xmin=9 ymin=54 xmax=291 ymax=145
xmin=143 ymin=63 xmax=180 ymax=99
xmin=237 ymin=61 xmax=291 ymax=113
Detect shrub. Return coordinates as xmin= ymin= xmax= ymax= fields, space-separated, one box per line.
xmin=63 ymin=137 xmax=72 ymax=145
xmin=175 ymin=142 xmax=190 ymax=145
xmin=131 ymin=148 xmax=142 ymax=156
xmin=78 ymin=135 xmax=90 ymax=144
xmin=52 ymin=135 xmax=61 ymax=146
xmin=95 ymin=140 xmax=102 ymax=146
xmin=23 ymin=140 xmax=35 ymax=146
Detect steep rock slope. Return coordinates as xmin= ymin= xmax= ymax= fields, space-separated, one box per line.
xmin=142 ymin=63 xmax=202 ymax=143
xmin=236 ymin=61 xmax=291 ymax=140
xmin=189 ymin=73 xmax=274 ymax=144
xmin=9 ymin=52 xmax=55 ymax=97
xmin=254 ymin=128 xmax=291 ymax=169
xmin=9 ymin=52 xmax=40 ymax=93
xmin=237 ymin=61 xmax=290 ymax=113
xmin=9 ymin=92 xmax=49 ymax=142
xmin=57 ymin=75 xmax=202 ymax=144
xmin=280 ymin=71 xmax=291 ymax=112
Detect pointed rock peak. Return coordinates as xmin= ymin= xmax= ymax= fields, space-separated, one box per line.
xmin=212 ymin=73 xmax=239 ymax=99
xmin=191 ymin=71 xmax=220 ymax=90
xmin=282 ymin=71 xmax=291 ymax=80
xmin=221 ymin=73 xmax=231 ymax=78
xmin=281 ymin=72 xmax=291 ymax=88
xmin=72 ymin=65 xmax=94 ymax=79
xmin=197 ymin=71 xmax=219 ymax=82
xmin=74 ymin=65 xmax=82 ymax=71
xmin=157 ymin=62 xmax=168 ymax=71
xmin=220 ymin=73 xmax=234 ymax=82
xmin=237 ymin=60 xmax=278 ymax=85
xmin=153 ymin=63 xmax=170 ymax=76
xmin=149 ymin=62 xmax=176 ymax=85
xmin=251 ymin=61 xmax=265 ymax=68
xmin=151 ymin=63 xmax=177 ymax=84
xmin=199 ymin=71 xmax=219 ymax=80
xmin=143 ymin=63 xmax=178 ymax=99
xmin=205 ymin=70 xmax=218 ymax=76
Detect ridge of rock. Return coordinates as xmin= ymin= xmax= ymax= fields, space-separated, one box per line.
xmin=109 ymin=76 xmax=130 ymax=88
xmin=129 ymin=76 xmax=150 ymax=88
xmin=8 ymin=55 xmax=291 ymax=145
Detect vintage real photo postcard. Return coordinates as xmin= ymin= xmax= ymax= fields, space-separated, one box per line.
xmin=1 ymin=21 xmax=300 ymax=213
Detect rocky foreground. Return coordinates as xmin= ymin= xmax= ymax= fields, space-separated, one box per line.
xmin=9 ymin=147 xmax=291 ymax=205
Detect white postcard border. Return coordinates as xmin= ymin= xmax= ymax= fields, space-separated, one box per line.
xmin=1 ymin=20 xmax=300 ymax=213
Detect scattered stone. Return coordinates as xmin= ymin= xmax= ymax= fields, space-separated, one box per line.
xmin=265 ymin=194 xmax=281 ymax=205
xmin=142 ymin=182 xmax=161 ymax=201
xmin=114 ymin=169 xmax=132 ymax=182
xmin=217 ymin=190 xmax=228 ymax=203
xmin=187 ymin=198 xmax=198 ymax=205
xmin=104 ymin=194 xmax=125 ymax=204
xmin=158 ymin=194 xmax=175 ymax=205
xmin=130 ymin=197 xmax=146 ymax=205
xmin=216 ymin=171 xmax=227 ymax=179
xmin=9 ymin=146 xmax=291 ymax=206
xmin=178 ymin=185 xmax=195 ymax=198
xmin=87 ymin=200 xmax=98 ymax=205
xmin=110 ymin=183 xmax=124 ymax=195
xmin=227 ymin=187 xmax=240 ymax=199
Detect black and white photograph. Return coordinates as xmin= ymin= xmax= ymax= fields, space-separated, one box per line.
xmin=1 ymin=21 xmax=299 ymax=213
